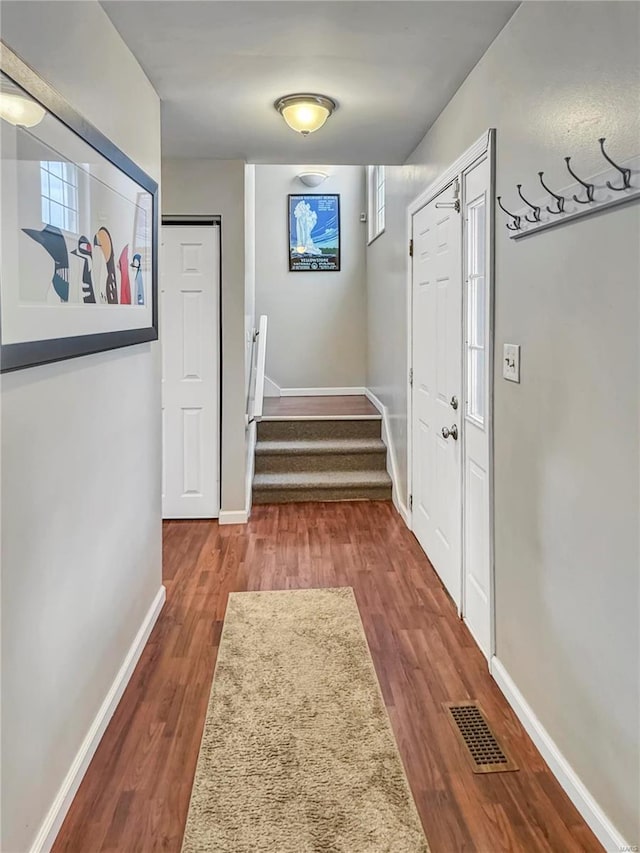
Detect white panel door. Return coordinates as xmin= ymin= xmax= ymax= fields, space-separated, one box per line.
xmin=161 ymin=225 xmax=219 ymax=518
xmin=411 ymin=184 xmax=462 ymax=607
xmin=462 ymin=156 xmax=492 ymax=657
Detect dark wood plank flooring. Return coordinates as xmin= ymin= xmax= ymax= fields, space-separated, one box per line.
xmin=262 ymin=394 xmax=380 ymax=418
xmin=53 ymin=502 xmax=601 ymax=852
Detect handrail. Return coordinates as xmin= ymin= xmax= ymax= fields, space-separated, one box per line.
xmin=250 ymin=314 xmax=268 ymax=422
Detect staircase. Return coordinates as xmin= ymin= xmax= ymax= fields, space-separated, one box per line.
xmin=252 ymin=412 xmax=392 ymax=504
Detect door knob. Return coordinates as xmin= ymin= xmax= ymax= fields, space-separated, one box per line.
xmin=450 ymin=396 xmax=459 ymax=410
xmin=442 ymin=425 xmax=459 ymax=441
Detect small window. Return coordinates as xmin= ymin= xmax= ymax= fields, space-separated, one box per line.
xmin=466 ymin=194 xmax=487 ymax=424
xmin=40 ymin=160 xmax=78 ymax=234
xmin=367 ymin=165 xmax=385 ymax=243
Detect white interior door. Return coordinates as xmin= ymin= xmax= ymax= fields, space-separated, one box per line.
xmin=161 ymin=225 xmax=220 ymax=518
xmin=462 ymin=156 xmax=493 ymax=657
xmin=411 ymin=183 xmax=463 ymax=607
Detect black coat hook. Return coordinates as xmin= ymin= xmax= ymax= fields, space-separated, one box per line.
xmin=565 ymin=156 xmax=595 ymax=204
xmin=516 ymin=184 xmax=541 ymax=222
xmin=599 ymin=138 xmax=631 ymax=191
xmin=497 ymin=196 xmax=521 ymax=231
xmin=538 ymin=172 xmax=565 ymax=215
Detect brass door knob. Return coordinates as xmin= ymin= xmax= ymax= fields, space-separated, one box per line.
xmin=442 ymin=425 xmax=459 ymax=441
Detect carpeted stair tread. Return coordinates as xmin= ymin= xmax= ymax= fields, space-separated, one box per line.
xmin=257 ymin=419 xmax=382 ymax=441
xmin=253 ymin=410 xmax=392 ymax=504
xmin=256 ymin=438 xmax=386 ymax=455
xmin=253 ymin=470 xmax=392 ymax=490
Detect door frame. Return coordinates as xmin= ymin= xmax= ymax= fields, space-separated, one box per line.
xmin=405 ymin=128 xmax=496 ymax=659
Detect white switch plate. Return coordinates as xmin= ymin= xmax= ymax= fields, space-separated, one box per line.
xmin=503 ymin=343 xmax=520 ymax=382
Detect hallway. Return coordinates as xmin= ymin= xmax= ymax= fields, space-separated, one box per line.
xmin=1 ymin=2 xmax=638 ymax=849
xmin=53 ymin=503 xmax=600 ymax=853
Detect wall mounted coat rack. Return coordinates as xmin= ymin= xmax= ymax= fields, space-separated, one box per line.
xmin=498 ymin=138 xmax=640 ymax=239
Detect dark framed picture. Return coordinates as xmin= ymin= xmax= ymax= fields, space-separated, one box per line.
xmin=0 ymin=42 xmax=159 ymax=373
xmin=288 ymin=193 xmax=340 ymax=272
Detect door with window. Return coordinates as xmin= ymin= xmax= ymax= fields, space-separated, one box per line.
xmin=462 ymin=155 xmax=492 ymax=657
xmin=409 ymin=141 xmax=494 ymax=659
xmin=161 ymin=225 xmax=220 ymax=518
xmin=411 ymin=181 xmax=463 ymax=607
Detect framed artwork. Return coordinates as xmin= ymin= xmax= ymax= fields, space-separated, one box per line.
xmin=0 ymin=42 xmax=159 ymax=373
xmin=288 ymin=193 xmax=340 ymax=272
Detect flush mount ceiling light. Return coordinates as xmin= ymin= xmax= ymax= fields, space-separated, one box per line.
xmin=275 ymin=94 xmax=337 ymax=137
xmin=0 ymin=90 xmax=45 ymax=127
xmin=297 ymin=171 xmax=328 ymax=187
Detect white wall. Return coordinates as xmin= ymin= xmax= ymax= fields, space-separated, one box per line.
xmin=255 ymin=165 xmax=367 ymax=389
xmin=0 ymin=3 xmax=163 ymax=851
xmin=367 ymin=2 xmax=639 ymax=844
xmin=245 ymin=164 xmax=256 ymax=400
xmin=162 ymin=159 xmax=247 ymax=513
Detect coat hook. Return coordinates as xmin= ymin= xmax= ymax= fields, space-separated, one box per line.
xmin=497 ymin=196 xmax=521 ymax=231
xmin=565 ymin=156 xmax=595 ymax=204
xmin=538 ymin=172 xmax=565 ymax=215
xmin=598 ymin=138 xmax=631 ymax=191
xmin=516 ymin=184 xmax=541 ymax=223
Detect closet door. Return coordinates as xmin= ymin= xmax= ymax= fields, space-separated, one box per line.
xmin=161 ymin=225 xmax=219 ymax=518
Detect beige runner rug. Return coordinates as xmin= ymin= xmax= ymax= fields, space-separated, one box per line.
xmin=182 ymin=587 xmax=429 ymax=853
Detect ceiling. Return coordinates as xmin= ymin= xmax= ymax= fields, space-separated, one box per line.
xmin=101 ymin=1 xmax=519 ymax=164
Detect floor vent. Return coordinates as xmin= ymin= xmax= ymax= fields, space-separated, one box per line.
xmin=444 ymin=701 xmax=519 ymax=774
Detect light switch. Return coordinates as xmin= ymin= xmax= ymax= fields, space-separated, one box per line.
xmin=503 ymin=344 xmax=520 ymax=383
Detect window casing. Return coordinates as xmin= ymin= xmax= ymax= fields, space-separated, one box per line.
xmin=466 ymin=193 xmax=487 ymax=425
xmin=367 ymin=165 xmax=385 ymax=243
xmin=40 ymin=160 xmax=79 ymax=234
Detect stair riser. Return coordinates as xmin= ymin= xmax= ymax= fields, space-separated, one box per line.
xmin=258 ymin=419 xmax=381 ymax=441
xmin=252 ymin=485 xmax=392 ymax=504
xmin=255 ymin=451 xmax=388 ymax=474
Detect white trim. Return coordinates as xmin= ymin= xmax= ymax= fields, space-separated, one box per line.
xmin=278 ymin=386 xmax=368 ymax=397
xmin=365 ymin=389 xmax=409 ymax=525
xmin=243 ymin=418 xmax=257 ymax=522
xmin=30 ymin=586 xmax=166 ymax=853
xmin=487 ymin=134 xmax=498 ymax=658
xmin=407 ymin=130 xmax=493 ymax=219
xmin=252 ymin=315 xmax=268 ymax=420
xmin=366 ymin=226 xmax=385 ymax=247
xmin=260 ymin=414 xmax=380 ymax=423
xmin=263 ymin=376 xmax=281 ymax=398
xmin=490 ymin=657 xmax=630 ymax=853
xmin=406 ymin=129 xmax=496 ymax=653
xmin=218 ymin=509 xmax=249 ymax=525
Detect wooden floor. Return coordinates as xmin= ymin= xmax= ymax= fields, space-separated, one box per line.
xmin=262 ymin=394 xmax=380 ymax=418
xmin=53 ymin=503 xmax=601 ymax=853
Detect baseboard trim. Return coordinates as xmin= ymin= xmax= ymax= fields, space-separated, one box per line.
xmin=365 ymin=389 xmax=410 ymax=525
xmin=279 ymin=386 xmax=367 ymax=397
xmin=244 ymin=419 xmax=257 ymax=521
xmin=490 ymin=656 xmax=629 ymax=853
xmin=219 ymin=509 xmax=249 ymax=525
xmin=263 ymin=376 xmax=281 ymax=398
xmin=30 ymin=585 xmax=166 ymax=853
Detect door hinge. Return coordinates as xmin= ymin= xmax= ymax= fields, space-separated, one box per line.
xmin=409 ymin=238 xmax=413 ymax=257
xmin=409 ymin=368 xmax=413 ymax=388
xmin=409 ymin=494 xmax=413 ymax=510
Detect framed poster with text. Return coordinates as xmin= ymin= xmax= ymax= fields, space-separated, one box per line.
xmin=288 ymin=193 xmax=340 ymax=272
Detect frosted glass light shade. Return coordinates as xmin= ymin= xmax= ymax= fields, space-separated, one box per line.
xmin=297 ymin=171 xmax=328 ymax=187
xmin=0 ymin=91 xmax=45 ymax=127
xmin=275 ymin=94 xmax=336 ymax=136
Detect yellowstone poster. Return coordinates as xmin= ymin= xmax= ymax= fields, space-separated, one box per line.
xmin=288 ymin=194 xmax=340 ymax=272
